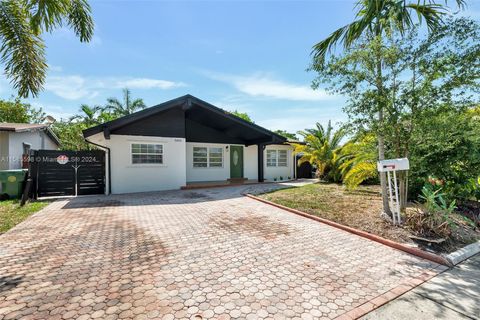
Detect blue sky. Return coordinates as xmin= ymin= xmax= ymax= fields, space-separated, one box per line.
xmin=1 ymin=0 xmax=479 ymax=133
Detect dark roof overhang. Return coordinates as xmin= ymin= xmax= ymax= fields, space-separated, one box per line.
xmin=83 ymin=94 xmax=286 ymax=146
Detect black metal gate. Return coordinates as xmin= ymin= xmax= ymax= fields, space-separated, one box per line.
xmin=297 ymin=161 xmax=313 ymax=179
xmin=30 ymin=150 xmax=105 ymax=197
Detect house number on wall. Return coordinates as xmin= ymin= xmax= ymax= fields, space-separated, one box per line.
xmin=233 ymin=150 xmax=239 ymax=166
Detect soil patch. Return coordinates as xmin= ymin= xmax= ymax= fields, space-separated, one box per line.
xmin=258 ymin=182 xmax=480 ymax=253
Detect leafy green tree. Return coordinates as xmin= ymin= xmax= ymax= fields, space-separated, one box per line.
xmin=69 ymin=104 xmax=101 ymax=126
xmin=311 ymin=0 xmax=466 ymax=215
xmin=0 ymin=98 xmax=45 ymax=123
xmin=230 ymin=110 xmax=253 ymax=123
xmin=97 ymin=110 xmax=118 ymax=123
xmin=51 ymin=121 xmax=92 ymax=150
xmin=274 ymin=130 xmax=298 ymax=141
xmin=295 ymin=121 xmax=346 ymax=181
xmin=312 ymin=16 xmax=478 ymax=210
xmin=409 ymin=106 xmax=480 ymax=202
xmin=105 ymin=88 xmax=146 ymax=116
xmin=0 ymin=0 xmax=94 ymax=97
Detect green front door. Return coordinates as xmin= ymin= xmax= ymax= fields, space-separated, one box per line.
xmin=230 ymin=145 xmax=244 ymax=178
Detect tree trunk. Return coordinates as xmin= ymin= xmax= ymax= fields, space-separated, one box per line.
xmin=398 ymin=171 xmax=407 ymax=212
xmin=374 ymin=36 xmax=392 ymax=217
xmin=377 ymin=120 xmax=392 ymax=216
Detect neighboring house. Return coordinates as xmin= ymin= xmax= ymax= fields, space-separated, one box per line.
xmin=0 ymin=123 xmax=60 ymax=170
xmin=83 ymin=95 xmax=296 ymax=194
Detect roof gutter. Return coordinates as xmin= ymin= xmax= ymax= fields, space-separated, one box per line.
xmin=85 ymin=138 xmax=111 ymax=195
xmin=43 ymin=127 xmax=61 ymax=146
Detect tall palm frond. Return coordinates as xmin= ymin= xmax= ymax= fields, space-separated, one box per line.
xmin=69 ymin=104 xmax=100 ymax=125
xmin=104 ymin=88 xmax=146 ymax=116
xmin=312 ymin=0 xmax=465 ymax=65
xmin=25 ymin=0 xmax=94 ymax=40
xmin=338 ymin=133 xmax=378 ymax=189
xmin=343 ymin=162 xmax=378 ymax=189
xmin=296 ymin=120 xmax=347 ymax=180
xmin=0 ymin=1 xmax=47 ymax=98
xmin=0 ymin=0 xmax=94 ymax=98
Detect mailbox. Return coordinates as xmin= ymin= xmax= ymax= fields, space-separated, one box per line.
xmin=377 ymin=158 xmax=410 ymax=172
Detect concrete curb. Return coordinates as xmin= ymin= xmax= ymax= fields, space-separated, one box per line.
xmin=245 ymin=193 xmax=452 ymax=267
xmin=334 ymin=264 xmax=449 ymax=320
xmin=444 ymin=240 xmax=480 ymax=266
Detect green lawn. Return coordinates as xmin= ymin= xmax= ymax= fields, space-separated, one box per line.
xmin=259 ymin=182 xmax=413 ymax=243
xmin=259 ymin=182 xmax=480 ymax=252
xmin=0 ymin=200 xmax=49 ymax=234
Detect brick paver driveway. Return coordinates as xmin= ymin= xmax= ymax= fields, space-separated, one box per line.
xmin=0 ymin=185 xmax=442 ymax=320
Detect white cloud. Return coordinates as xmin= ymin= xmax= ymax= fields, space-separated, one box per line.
xmin=48 ymin=64 xmax=63 ymax=72
xmin=46 ymin=76 xmax=96 ymax=100
xmin=28 ymin=102 xmax=75 ymax=121
xmin=44 ymin=75 xmax=186 ymax=100
xmin=203 ymin=71 xmax=334 ymax=101
xmin=114 ymin=78 xmax=185 ymax=90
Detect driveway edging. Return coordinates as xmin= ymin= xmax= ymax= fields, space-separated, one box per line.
xmin=244 ymin=193 xmax=452 ymax=267
xmin=334 ymin=265 xmax=448 ymax=319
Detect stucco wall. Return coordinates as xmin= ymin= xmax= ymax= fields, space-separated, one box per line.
xmin=0 ymin=132 xmax=9 ymax=170
xmin=185 ymin=143 xmax=258 ymax=182
xmin=86 ymin=132 xmax=295 ymax=193
xmin=264 ymin=144 xmax=295 ymax=181
xmin=244 ymin=145 xmax=258 ymax=180
xmin=105 ymin=135 xmax=187 ymax=194
xmin=4 ymin=131 xmax=57 ymax=169
xmin=186 ymin=142 xmax=229 ymax=182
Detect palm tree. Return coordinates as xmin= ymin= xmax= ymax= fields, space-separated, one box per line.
xmin=312 ymin=0 xmax=465 ymax=215
xmin=0 ymin=0 xmax=94 ymax=98
xmin=338 ymin=133 xmax=378 ymax=190
xmin=295 ymin=121 xmax=346 ymax=181
xmin=69 ymin=104 xmax=101 ymax=126
xmin=104 ymin=88 xmax=146 ymax=116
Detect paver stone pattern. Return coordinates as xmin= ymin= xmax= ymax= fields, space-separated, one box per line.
xmin=0 ymin=185 xmax=440 ymax=319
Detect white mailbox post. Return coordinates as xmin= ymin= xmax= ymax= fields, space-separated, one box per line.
xmin=377 ymin=158 xmax=410 ymax=225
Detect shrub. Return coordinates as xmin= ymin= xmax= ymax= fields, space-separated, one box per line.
xmin=405 ymin=185 xmax=457 ymax=239
xmin=409 ymin=107 xmax=480 ymax=202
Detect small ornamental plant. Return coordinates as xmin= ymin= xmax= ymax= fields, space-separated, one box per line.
xmin=405 ymin=185 xmax=457 ymax=239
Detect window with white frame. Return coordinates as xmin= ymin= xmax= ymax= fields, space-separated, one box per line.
xmin=193 ymin=147 xmax=208 ymax=167
xmin=208 ymin=147 xmax=223 ymax=167
xmin=266 ymin=149 xmax=288 ymax=167
xmin=266 ymin=150 xmax=277 ymax=167
xmin=193 ymin=147 xmax=224 ymax=168
xmin=131 ymin=143 xmax=163 ymax=164
xmin=277 ymin=150 xmax=287 ymax=167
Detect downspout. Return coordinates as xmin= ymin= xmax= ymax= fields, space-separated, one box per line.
xmin=85 ymin=138 xmax=111 ymax=195
xmin=293 ymin=152 xmax=297 ymax=180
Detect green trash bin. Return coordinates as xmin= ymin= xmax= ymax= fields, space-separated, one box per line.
xmin=0 ymin=169 xmax=28 ymax=199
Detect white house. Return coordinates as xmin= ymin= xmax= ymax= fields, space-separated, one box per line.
xmin=83 ymin=95 xmax=296 ymax=194
xmin=0 ymin=123 xmax=60 ymax=170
